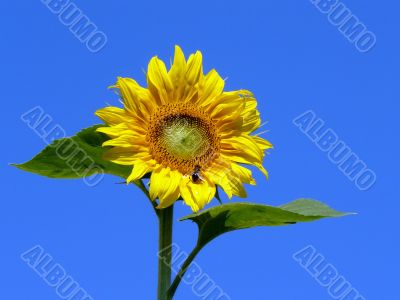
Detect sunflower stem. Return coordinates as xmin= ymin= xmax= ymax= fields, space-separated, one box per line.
xmin=157 ymin=205 xmax=174 ymax=300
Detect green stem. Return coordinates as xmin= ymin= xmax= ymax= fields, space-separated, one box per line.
xmin=157 ymin=205 xmax=174 ymax=300
xmin=168 ymin=244 xmax=202 ymax=298
xmin=133 ymin=179 xmax=174 ymax=299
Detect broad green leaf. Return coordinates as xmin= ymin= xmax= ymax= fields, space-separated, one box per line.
xmin=12 ymin=125 xmax=132 ymax=180
xmin=181 ymin=199 xmax=351 ymax=248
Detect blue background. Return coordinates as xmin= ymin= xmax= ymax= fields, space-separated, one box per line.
xmin=1 ymin=1 xmax=398 ymax=299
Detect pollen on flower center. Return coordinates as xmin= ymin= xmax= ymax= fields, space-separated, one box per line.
xmin=160 ymin=114 xmax=211 ymax=160
xmin=147 ymin=103 xmax=220 ymax=174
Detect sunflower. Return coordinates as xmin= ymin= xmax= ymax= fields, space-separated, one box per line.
xmin=95 ymin=46 xmax=272 ymax=212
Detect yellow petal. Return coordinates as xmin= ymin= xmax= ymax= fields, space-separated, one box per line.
xmin=95 ymin=107 xmax=130 ymax=126
xmin=102 ymin=134 xmax=145 ymax=149
xmin=241 ymin=107 xmax=261 ymax=133
xmin=186 ymin=51 xmax=203 ymax=86
xmin=205 ymin=166 xmax=233 ymax=199
xmin=96 ymin=123 xmax=129 ymax=138
xmin=205 ymin=162 xmax=248 ymax=199
xmin=169 ymin=45 xmax=187 ymax=101
xmin=147 ymin=56 xmax=173 ymax=104
xmin=231 ymin=163 xmax=256 ymax=185
xmin=115 ymin=77 xmax=155 ymax=120
xmin=179 ymin=175 xmax=215 ymax=212
xmin=252 ymin=136 xmax=273 ymax=151
xmin=197 ymin=69 xmax=225 ymax=106
xmin=103 ymin=147 xmax=142 ymax=165
xmin=149 ymin=168 xmax=164 ymax=200
xmin=221 ymin=135 xmax=264 ymax=165
xmin=127 ymin=160 xmax=153 ymax=183
xmin=230 ymin=178 xmax=247 ymax=198
xmin=212 ymin=92 xmax=262 ymax=136
xmin=157 ymin=169 xmax=182 ymax=209
xmin=255 ymin=163 xmax=269 ymax=179
xmin=206 ymin=90 xmax=244 ymax=115
xmin=212 ymin=101 xmax=244 ymax=121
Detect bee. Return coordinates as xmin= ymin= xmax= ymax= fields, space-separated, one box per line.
xmin=190 ymin=165 xmax=203 ymax=184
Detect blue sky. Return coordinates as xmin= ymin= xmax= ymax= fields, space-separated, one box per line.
xmin=1 ymin=1 xmax=398 ymax=299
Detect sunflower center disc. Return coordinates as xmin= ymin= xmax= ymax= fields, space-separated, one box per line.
xmin=147 ymin=104 xmax=220 ymax=174
xmin=160 ymin=115 xmax=210 ymax=160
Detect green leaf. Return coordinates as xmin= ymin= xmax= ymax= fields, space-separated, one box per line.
xmin=12 ymin=125 xmax=132 ymax=180
xmin=168 ymin=199 xmax=352 ymax=297
xmin=181 ymin=199 xmax=352 ymax=248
